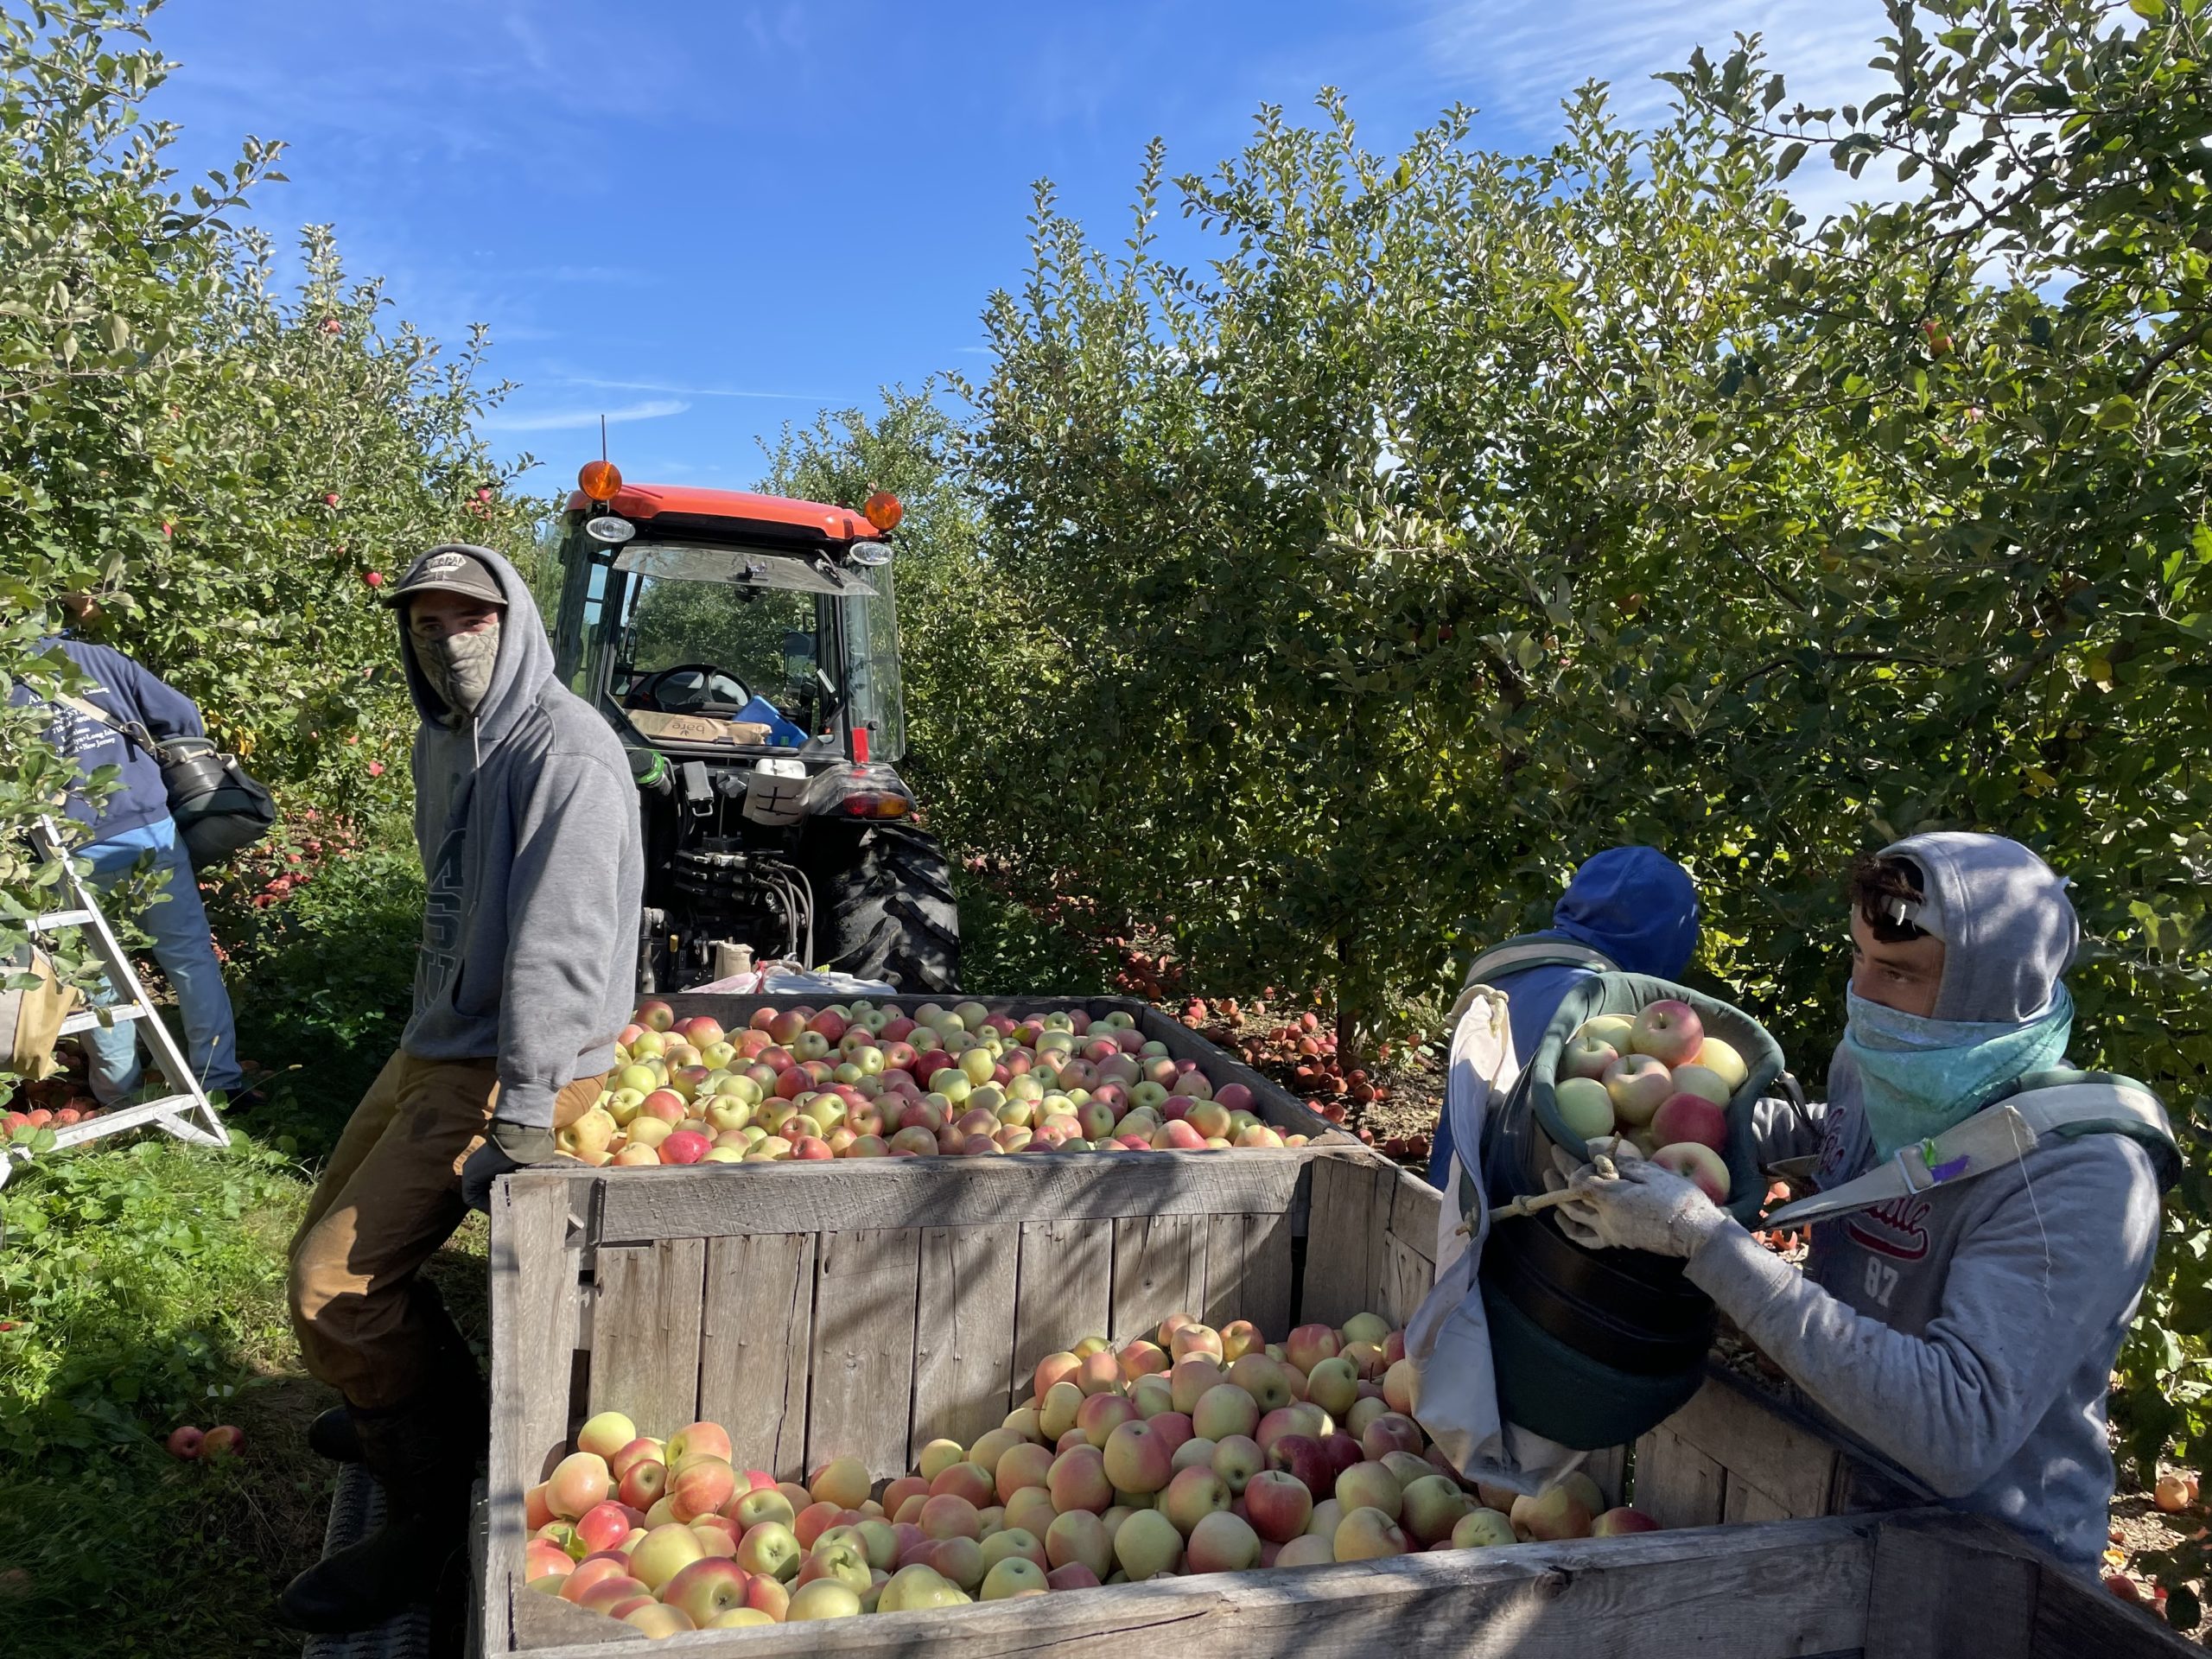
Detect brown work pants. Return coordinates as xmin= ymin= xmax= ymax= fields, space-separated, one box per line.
xmin=286 ymin=1050 xmax=602 ymax=1409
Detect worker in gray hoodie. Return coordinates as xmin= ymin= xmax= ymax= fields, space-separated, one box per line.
xmin=1564 ymin=833 xmax=2168 ymax=1574
xmin=278 ymin=545 xmax=644 ymax=1634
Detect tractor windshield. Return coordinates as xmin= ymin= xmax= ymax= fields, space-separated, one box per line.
xmin=588 ymin=541 xmax=903 ymax=760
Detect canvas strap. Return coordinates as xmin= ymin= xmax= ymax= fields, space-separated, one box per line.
xmin=1442 ymin=939 xmax=1618 ymax=1033
xmin=1764 ymin=1081 xmax=2177 ymax=1229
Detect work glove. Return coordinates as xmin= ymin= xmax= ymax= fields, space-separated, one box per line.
xmin=1544 ymin=1139 xmax=1642 ymax=1249
xmin=1560 ymin=1158 xmax=1731 ymax=1258
xmin=461 ymin=1120 xmax=557 ymax=1211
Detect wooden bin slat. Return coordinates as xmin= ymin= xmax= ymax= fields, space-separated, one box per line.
xmin=1013 ymin=1217 xmax=1114 ymax=1380
xmin=806 ymin=1228 xmax=924 ymax=1481
xmin=1109 ymin=1213 xmax=1209 ymax=1344
xmin=1301 ymin=1154 xmax=1400 ymax=1327
xmin=585 ymin=1238 xmax=705 ymax=1440
xmin=1202 ymin=1210 xmax=1294 ymax=1340
xmin=589 ymin=1150 xmax=1319 ymax=1245
xmin=485 ymin=1173 xmax=581 ymax=1659
xmin=911 ymin=1224 xmax=1020 ymax=1464
xmin=696 ymin=1231 xmax=815 ymax=1481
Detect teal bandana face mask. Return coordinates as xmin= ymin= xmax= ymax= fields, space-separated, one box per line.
xmin=1843 ymin=985 xmax=2074 ymax=1162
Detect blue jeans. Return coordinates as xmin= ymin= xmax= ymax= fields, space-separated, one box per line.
xmin=79 ymin=818 xmax=244 ymax=1101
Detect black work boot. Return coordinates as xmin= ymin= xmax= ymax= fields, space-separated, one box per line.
xmin=304 ymin=1284 xmax=480 ymax=1466
xmin=308 ymin=1405 xmax=362 ymax=1463
xmin=276 ymin=1394 xmax=476 ymax=1635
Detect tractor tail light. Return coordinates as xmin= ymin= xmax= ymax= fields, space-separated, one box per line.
xmin=863 ymin=491 xmax=903 ymax=532
xmin=840 ymin=791 xmax=911 ymax=819
xmin=578 ymin=460 xmax=622 ymax=501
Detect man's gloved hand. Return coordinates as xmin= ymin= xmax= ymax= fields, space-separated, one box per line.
xmin=461 ymin=1120 xmax=557 ymax=1211
xmin=1560 ymin=1158 xmax=1731 ymax=1258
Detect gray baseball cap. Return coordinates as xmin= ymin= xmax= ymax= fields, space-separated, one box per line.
xmin=384 ymin=544 xmax=505 ymax=608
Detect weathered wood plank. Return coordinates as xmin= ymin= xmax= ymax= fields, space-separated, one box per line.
xmin=1865 ymin=1510 xmax=2041 ymax=1659
xmin=911 ymin=1225 xmax=1020 ymax=1463
xmin=805 ymin=1229 xmax=922 ymax=1479
xmin=1201 ymin=1211 xmax=1295 ymax=1341
xmin=512 ymin=1578 xmax=646 ymax=1648
xmin=1014 ymin=1218 xmax=1113 ymax=1381
xmin=1724 ymin=1479 xmax=1793 ymax=1525
xmin=1630 ymin=1423 xmax=1726 ymax=1529
xmin=584 ymin=1237 xmax=706 ymax=1441
xmin=1378 ymin=1231 xmax=1434 ymax=1329
xmin=588 ymin=1147 xmax=1335 ymax=1243
xmin=1302 ymin=1155 xmax=1395 ymax=1328
xmin=1662 ymin=1371 xmax=1840 ymax=1519
xmin=1109 ymin=1213 xmax=1210 ymax=1342
xmin=486 ymin=1173 xmax=578 ymax=1659
xmin=696 ymin=1232 xmax=815 ymax=1481
xmin=507 ymin=1512 xmax=1878 ymax=1658
xmin=2030 ymin=1549 xmax=2200 ymax=1658
xmin=1387 ymin=1166 xmax=1442 ymax=1263
xmin=1582 ymin=1444 xmax=1629 ymax=1511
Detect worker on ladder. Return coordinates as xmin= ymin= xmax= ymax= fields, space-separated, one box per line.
xmin=277 ymin=546 xmax=643 ymax=1634
xmin=10 ymin=607 xmax=247 ymax=1108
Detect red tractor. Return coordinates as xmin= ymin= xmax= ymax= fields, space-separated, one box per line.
xmin=550 ymin=461 xmax=958 ymax=993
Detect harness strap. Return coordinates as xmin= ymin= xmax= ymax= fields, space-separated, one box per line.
xmin=1764 ymin=1080 xmax=2177 ymax=1230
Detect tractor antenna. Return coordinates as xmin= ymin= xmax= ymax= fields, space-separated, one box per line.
xmin=600 ymin=413 xmax=608 ymax=464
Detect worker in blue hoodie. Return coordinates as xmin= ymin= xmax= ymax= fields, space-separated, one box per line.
xmin=1565 ymin=834 xmax=2169 ymax=1575
xmin=1427 ymin=846 xmax=1700 ymax=1187
xmin=279 ymin=546 xmax=644 ymax=1634
xmin=12 ymin=622 xmax=246 ymax=1105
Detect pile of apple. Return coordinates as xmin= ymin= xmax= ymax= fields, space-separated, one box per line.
xmin=1551 ymin=1000 xmax=1751 ymax=1204
xmin=520 ymin=1310 xmax=1657 ymax=1636
xmin=558 ymin=999 xmax=1319 ymax=1167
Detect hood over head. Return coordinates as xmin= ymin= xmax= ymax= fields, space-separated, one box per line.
xmin=1877 ymin=830 xmax=2077 ymax=1023
xmin=395 ymin=544 xmax=554 ymax=748
xmin=1552 ymin=845 xmax=1700 ymax=979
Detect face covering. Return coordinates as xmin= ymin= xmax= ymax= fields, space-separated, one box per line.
xmin=1842 ymin=984 xmax=2074 ymax=1161
xmin=415 ymin=620 xmax=501 ymax=721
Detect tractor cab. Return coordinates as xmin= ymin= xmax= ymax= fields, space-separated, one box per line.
xmin=552 ymin=462 xmax=957 ymax=993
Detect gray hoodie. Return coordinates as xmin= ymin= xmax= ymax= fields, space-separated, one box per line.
xmin=1700 ymin=833 xmax=2162 ymax=1574
xmin=396 ymin=546 xmax=645 ymax=1130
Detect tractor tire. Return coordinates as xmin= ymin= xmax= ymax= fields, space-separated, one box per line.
xmin=807 ymin=821 xmax=960 ymax=993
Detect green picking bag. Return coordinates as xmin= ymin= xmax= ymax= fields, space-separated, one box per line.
xmin=1485 ymin=972 xmax=1785 ymax=1226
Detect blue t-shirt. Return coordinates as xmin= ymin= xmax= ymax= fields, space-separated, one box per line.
xmin=9 ymin=639 xmax=205 ymax=842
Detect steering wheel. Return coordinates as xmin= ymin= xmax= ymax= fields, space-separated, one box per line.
xmin=627 ymin=663 xmax=752 ymax=713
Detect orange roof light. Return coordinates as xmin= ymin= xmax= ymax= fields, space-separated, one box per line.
xmin=862 ymin=490 xmax=903 ymax=532
xmin=578 ymin=460 xmax=623 ymax=502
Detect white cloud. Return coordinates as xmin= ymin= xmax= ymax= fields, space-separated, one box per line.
xmin=480 ymin=397 xmax=689 ymax=433
xmin=544 ymin=370 xmax=839 ymax=402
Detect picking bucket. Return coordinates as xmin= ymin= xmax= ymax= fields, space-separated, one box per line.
xmin=1478 ymin=973 xmax=1784 ymax=1448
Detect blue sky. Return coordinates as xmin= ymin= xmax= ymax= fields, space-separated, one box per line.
xmin=144 ymin=0 xmax=1890 ymax=493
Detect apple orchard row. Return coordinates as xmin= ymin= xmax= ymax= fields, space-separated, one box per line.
xmin=520 ymin=1309 xmax=1662 ymax=1635
xmin=564 ymin=999 xmax=1320 ymax=1167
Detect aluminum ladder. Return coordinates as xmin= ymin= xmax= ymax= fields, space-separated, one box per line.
xmin=7 ymin=816 xmax=229 ymax=1173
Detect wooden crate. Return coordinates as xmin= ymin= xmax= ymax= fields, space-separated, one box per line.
xmin=657 ymin=991 xmax=1344 ymax=1141
xmin=480 ymin=1152 xmax=2190 ymax=1658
